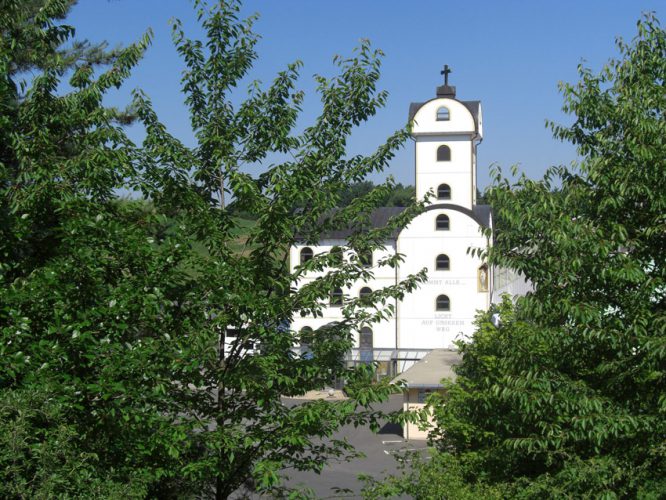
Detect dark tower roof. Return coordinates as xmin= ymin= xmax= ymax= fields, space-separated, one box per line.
xmin=436 ymin=84 xmax=456 ymax=98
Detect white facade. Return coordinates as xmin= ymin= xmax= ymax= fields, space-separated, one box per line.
xmin=290 ymin=81 xmax=491 ymax=374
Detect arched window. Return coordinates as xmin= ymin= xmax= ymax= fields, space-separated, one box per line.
xmin=436 ymin=254 xmax=450 ymax=271
xmin=300 ymin=247 xmax=313 ymax=264
xmin=436 ymin=214 xmax=450 ymax=231
xmin=359 ymin=286 xmax=372 ymax=305
xmin=330 ymin=246 xmax=343 ymax=266
xmin=330 ymin=288 xmax=344 ymax=307
xmin=436 ymin=294 xmax=450 ymax=311
xmin=437 ymin=145 xmax=451 ymax=162
xmin=437 ymin=183 xmax=451 ymax=200
xmin=360 ymin=326 xmax=373 ymax=363
xmin=359 ymin=249 xmax=373 ymax=268
xmin=436 ymin=106 xmax=450 ymax=121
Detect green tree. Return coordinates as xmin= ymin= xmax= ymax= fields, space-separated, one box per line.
xmin=383 ymin=182 xmax=414 ymax=207
xmin=1 ymin=0 xmax=426 ymax=497
xmin=2 ymin=0 xmax=118 ymax=74
xmin=361 ymin=451 xmax=506 ymax=499
xmin=339 ymin=180 xmax=375 ymax=207
xmin=1 ymin=0 xmax=159 ymax=496
xmin=476 ymin=187 xmax=489 ymax=205
xmin=378 ymin=14 xmax=666 ymax=498
xmin=1 ymin=0 xmax=131 ymax=121
xmin=337 ymin=181 xmax=415 ymax=208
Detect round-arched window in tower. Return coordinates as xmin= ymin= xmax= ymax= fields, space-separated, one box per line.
xmin=436 ymin=254 xmax=450 ymax=271
xmin=436 ymin=214 xmax=450 ymax=231
xmin=436 ymin=106 xmax=450 ymax=121
xmin=437 ymin=145 xmax=451 ymax=162
xmin=437 ymin=183 xmax=451 ymax=200
xmin=436 ymin=294 xmax=450 ymax=311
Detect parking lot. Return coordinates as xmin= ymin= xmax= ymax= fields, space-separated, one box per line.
xmin=280 ymin=394 xmax=428 ymax=498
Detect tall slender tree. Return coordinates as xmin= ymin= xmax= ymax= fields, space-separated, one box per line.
xmin=1 ymin=0 xmax=426 ymax=497
xmin=1 ymin=0 xmax=157 ymax=496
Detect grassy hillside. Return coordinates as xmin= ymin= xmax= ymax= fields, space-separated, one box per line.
xmin=228 ymin=217 xmax=256 ymax=255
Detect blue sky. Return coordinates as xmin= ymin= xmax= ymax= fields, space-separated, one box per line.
xmin=69 ymin=0 xmax=662 ymax=190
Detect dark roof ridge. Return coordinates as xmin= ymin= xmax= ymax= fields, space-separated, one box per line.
xmin=299 ymin=206 xmax=407 ymax=241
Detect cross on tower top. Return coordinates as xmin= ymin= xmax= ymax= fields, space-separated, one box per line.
xmin=436 ymin=65 xmax=456 ymax=98
xmin=440 ymin=65 xmax=452 ymax=86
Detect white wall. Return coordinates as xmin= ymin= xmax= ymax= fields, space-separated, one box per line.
xmin=403 ymin=388 xmax=441 ymax=440
xmin=415 ymin=135 xmax=474 ymax=208
xmin=397 ymin=209 xmax=488 ymax=348
xmin=290 ymin=240 xmax=398 ymax=350
xmin=491 ymin=267 xmax=534 ymax=303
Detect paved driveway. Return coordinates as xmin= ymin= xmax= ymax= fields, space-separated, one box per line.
xmin=280 ymin=394 xmax=428 ymax=498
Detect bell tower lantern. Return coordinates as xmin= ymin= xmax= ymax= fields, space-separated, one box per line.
xmin=408 ymin=67 xmax=483 ymax=209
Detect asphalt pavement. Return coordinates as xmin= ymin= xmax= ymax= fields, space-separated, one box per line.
xmin=280 ymin=394 xmax=428 ymax=499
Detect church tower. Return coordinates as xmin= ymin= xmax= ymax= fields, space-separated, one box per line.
xmin=408 ymin=65 xmax=483 ymax=208
xmin=395 ymin=67 xmax=490 ymax=352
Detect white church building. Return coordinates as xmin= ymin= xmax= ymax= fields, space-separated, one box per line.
xmin=290 ymin=71 xmax=493 ymax=376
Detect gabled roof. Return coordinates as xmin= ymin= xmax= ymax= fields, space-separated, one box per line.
xmin=309 ymin=206 xmax=407 ymax=240
xmin=472 ymin=204 xmax=492 ymax=228
xmin=393 ymin=349 xmax=462 ymax=389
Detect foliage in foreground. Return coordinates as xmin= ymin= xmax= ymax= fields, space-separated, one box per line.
xmin=361 ymin=451 xmax=506 ymax=499
xmin=367 ymin=14 xmax=666 ymax=499
xmin=0 ymin=0 xmax=426 ymax=497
